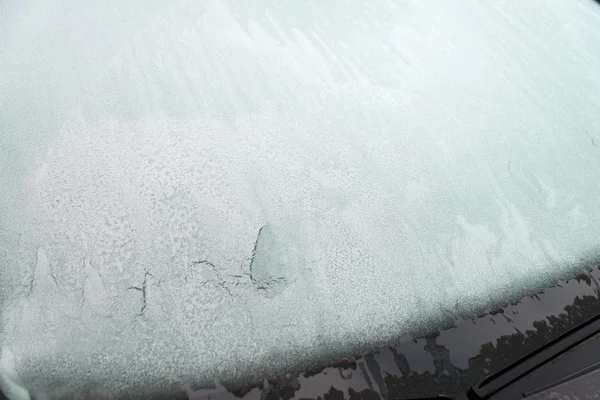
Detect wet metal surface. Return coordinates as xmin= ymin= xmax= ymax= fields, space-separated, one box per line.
xmin=180 ymin=266 xmax=600 ymax=400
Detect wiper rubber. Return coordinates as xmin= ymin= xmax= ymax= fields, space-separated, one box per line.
xmin=467 ymin=312 xmax=600 ymax=399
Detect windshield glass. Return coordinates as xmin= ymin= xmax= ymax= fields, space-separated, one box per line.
xmin=2 ymin=0 xmax=600 ymax=398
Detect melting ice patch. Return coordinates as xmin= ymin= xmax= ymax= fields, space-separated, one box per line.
xmin=2 ymin=0 xmax=600 ymax=396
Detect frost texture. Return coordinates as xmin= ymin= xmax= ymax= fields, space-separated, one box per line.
xmin=2 ymin=0 xmax=600 ymax=396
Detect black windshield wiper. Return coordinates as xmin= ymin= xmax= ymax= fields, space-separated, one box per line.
xmin=404 ymin=312 xmax=600 ymax=400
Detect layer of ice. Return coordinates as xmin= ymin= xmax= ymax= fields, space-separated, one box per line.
xmin=2 ymin=0 xmax=600 ymax=397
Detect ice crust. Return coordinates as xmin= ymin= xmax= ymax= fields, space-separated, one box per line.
xmin=2 ymin=0 xmax=600 ymax=396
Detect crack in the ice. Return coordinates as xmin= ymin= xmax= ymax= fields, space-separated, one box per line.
xmin=28 ymin=274 xmax=35 ymax=295
xmin=218 ymin=281 xmax=232 ymax=296
xmin=191 ymin=259 xmax=246 ymax=297
xmin=193 ymin=259 xmax=219 ymax=277
xmin=248 ymin=225 xmax=265 ymax=283
xmin=245 ymin=225 xmax=293 ymax=295
xmin=50 ymin=270 xmax=58 ymax=286
xmin=254 ymin=276 xmax=291 ymax=292
xmin=190 ymin=225 xmax=292 ymax=297
xmin=128 ymin=271 xmax=152 ymax=316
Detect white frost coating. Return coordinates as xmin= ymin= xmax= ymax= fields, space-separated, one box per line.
xmin=2 ymin=0 xmax=600 ymax=395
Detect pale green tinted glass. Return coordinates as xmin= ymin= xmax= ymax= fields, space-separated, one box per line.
xmin=2 ymin=0 xmax=600 ymax=398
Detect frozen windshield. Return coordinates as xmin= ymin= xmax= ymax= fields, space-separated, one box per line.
xmin=2 ymin=0 xmax=600 ymax=397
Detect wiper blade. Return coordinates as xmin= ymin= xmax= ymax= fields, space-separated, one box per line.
xmin=463 ymin=312 xmax=600 ymax=400
xmin=402 ymin=312 xmax=600 ymax=400
xmin=522 ymin=360 xmax=600 ymax=399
